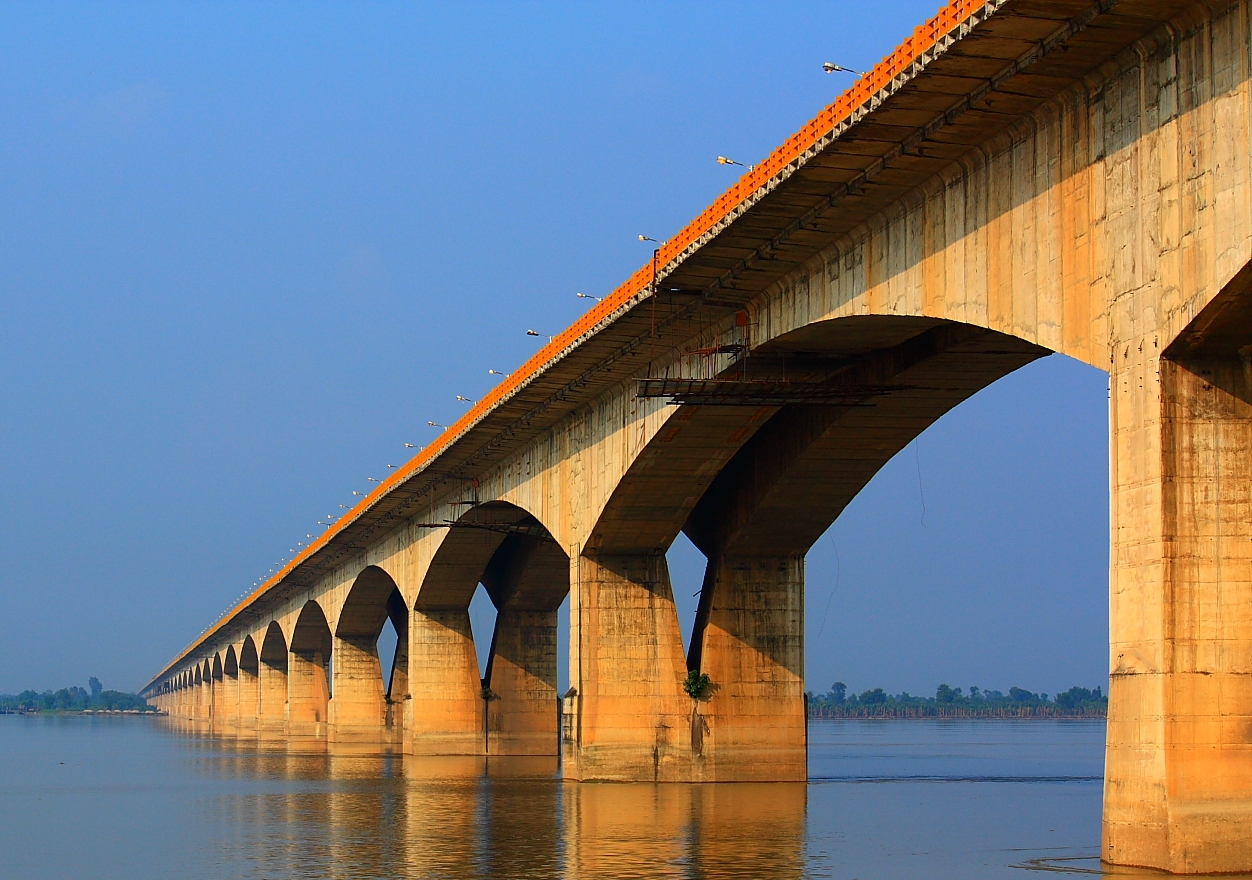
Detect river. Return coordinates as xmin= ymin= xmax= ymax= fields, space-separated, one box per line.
xmin=0 ymin=716 xmax=1226 ymax=878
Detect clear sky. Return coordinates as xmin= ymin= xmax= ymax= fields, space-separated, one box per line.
xmin=0 ymin=2 xmax=1109 ymax=698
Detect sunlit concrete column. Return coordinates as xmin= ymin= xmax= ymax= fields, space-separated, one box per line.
xmin=237 ymin=666 xmax=259 ymax=734
xmin=405 ymin=608 xmax=483 ymax=755
xmin=564 ymin=552 xmax=690 ymax=781
xmin=485 ymin=608 xmax=558 ymax=755
xmin=257 ymin=658 xmax=287 ymax=736
xmin=207 ymin=675 xmax=218 ymax=725
xmin=687 ymin=555 xmax=806 ymax=782
xmin=195 ymin=679 xmax=208 ymax=722
xmin=288 ymin=648 xmax=330 ymax=738
xmin=1104 ymin=284 xmax=1252 ymax=874
xmin=220 ymin=669 xmax=240 ymax=730
xmin=328 ymin=634 xmax=388 ymax=746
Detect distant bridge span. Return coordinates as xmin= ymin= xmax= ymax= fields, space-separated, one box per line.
xmin=145 ymin=0 xmax=1252 ymax=872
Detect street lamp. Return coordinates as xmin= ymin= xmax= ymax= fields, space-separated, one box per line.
xmin=822 ymin=61 xmax=864 ymax=76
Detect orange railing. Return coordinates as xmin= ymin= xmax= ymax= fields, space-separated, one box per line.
xmin=151 ymin=0 xmax=992 ymax=685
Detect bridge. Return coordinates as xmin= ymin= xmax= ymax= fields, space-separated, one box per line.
xmin=143 ymin=0 xmax=1252 ymax=872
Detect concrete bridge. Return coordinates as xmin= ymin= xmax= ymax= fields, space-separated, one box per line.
xmin=143 ymin=0 xmax=1252 ymax=872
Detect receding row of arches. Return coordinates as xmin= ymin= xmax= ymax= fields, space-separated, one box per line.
xmin=150 ymin=316 xmax=1060 ymax=760
xmin=157 ymin=512 xmax=569 ymax=752
xmin=147 ymin=309 xmax=1153 ymax=774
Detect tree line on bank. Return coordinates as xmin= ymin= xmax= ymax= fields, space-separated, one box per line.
xmin=0 ymin=678 xmax=153 ymax=714
xmin=808 ymin=682 xmax=1107 ymax=718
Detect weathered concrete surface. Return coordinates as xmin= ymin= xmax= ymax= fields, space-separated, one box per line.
xmin=147 ymin=0 xmax=1252 ymax=871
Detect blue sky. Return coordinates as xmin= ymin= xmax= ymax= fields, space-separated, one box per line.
xmin=0 ymin=2 xmax=1109 ymax=697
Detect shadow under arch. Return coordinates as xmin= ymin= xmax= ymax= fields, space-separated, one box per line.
xmin=411 ymin=500 xmax=569 ymax=756
xmin=333 ymin=565 xmax=409 ymax=742
xmin=574 ymin=315 xmax=1052 ymax=780
xmin=290 ymin=601 xmax=333 ymax=735
xmin=258 ymin=621 xmax=288 ymax=733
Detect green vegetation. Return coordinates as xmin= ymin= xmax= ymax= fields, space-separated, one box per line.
xmin=0 ymin=678 xmax=155 ymax=714
xmin=682 ymin=670 xmax=712 ymax=699
xmin=808 ymin=682 xmax=1106 ymax=718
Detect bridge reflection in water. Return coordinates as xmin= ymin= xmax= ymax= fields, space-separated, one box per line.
xmin=169 ymin=719 xmax=805 ymax=879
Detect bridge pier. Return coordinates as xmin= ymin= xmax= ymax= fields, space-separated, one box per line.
xmin=196 ymin=673 xmax=210 ymax=723
xmin=404 ymin=607 xmax=483 ymax=755
xmin=564 ymin=553 xmax=691 ymax=781
xmin=258 ymin=658 xmax=286 ymax=734
xmin=220 ymin=656 xmax=240 ymax=729
xmin=288 ymin=648 xmax=329 ymax=737
xmin=288 ymin=602 xmax=332 ymax=741
xmin=1105 ymin=273 xmax=1252 ymax=874
xmin=258 ymin=624 xmax=288 ymax=734
xmin=236 ymin=642 xmax=259 ymax=733
xmin=687 ymin=555 xmax=806 ymax=782
xmin=328 ymin=634 xmax=388 ymax=745
xmin=327 ymin=569 xmax=406 ymax=748
xmin=484 ymin=608 xmax=558 ymax=755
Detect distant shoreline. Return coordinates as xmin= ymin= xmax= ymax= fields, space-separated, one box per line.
xmin=808 ymin=708 xmax=1106 ymax=720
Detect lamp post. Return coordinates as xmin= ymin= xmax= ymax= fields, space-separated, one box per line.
xmin=822 ymin=61 xmax=864 ymax=76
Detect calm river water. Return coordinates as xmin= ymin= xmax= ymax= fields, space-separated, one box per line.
xmin=0 ymin=716 xmax=1231 ymax=879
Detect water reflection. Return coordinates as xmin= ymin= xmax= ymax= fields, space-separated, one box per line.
xmin=9 ymin=717 xmax=1252 ymax=879
xmin=184 ymin=731 xmax=806 ymax=879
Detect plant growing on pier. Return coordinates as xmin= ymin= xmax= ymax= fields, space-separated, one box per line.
xmin=683 ymin=670 xmax=711 ymax=699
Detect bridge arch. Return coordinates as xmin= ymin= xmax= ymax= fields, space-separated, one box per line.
xmin=410 ymin=500 xmax=568 ymax=755
xmin=258 ymin=621 xmax=288 ymax=731
xmin=572 ymin=315 xmax=1057 ymax=781
xmin=331 ymin=565 xmax=409 ymax=740
xmin=289 ymin=601 xmax=332 ymax=731
xmin=239 ymin=635 xmax=258 ymax=676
